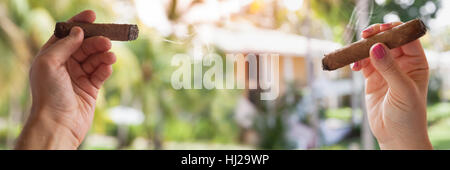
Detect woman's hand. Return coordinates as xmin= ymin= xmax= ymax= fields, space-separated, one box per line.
xmin=352 ymin=22 xmax=432 ymax=150
xmin=15 ymin=10 xmax=116 ymax=149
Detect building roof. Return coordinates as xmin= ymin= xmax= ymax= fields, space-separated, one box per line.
xmin=197 ymin=24 xmax=342 ymax=58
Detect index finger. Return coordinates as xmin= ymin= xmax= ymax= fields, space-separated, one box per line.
xmin=361 ymin=22 xmax=403 ymax=39
xmin=41 ymin=10 xmax=96 ymax=50
xmin=361 ymin=24 xmax=381 ymax=39
xmin=378 ymin=22 xmax=423 ymax=57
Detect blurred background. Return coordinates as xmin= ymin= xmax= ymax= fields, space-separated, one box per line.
xmin=0 ymin=0 xmax=449 ymax=150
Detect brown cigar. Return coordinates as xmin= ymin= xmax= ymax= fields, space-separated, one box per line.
xmin=322 ymin=19 xmax=427 ymax=71
xmin=54 ymin=22 xmax=139 ymax=41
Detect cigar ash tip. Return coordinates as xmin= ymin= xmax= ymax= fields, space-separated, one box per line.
xmin=128 ymin=25 xmax=139 ymax=41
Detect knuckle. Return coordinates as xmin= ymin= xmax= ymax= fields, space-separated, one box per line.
xmin=380 ymin=60 xmax=396 ymax=74
xmin=35 ymin=55 xmax=61 ymax=69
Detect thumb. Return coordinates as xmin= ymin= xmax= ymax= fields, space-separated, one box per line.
xmin=43 ymin=27 xmax=84 ymax=65
xmin=369 ymin=43 xmax=415 ymax=93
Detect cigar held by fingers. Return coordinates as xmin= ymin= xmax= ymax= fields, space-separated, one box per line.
xmin=54 ymin=22 xmax=139 ymax=41
xmin=322 ymin=19 xmax=427 ymax=71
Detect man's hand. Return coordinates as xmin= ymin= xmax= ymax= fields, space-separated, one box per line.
xmin=352 ymin=22 xmax=432 ymax=150
xmin=15 ymin=10 xmax=116 ymax=149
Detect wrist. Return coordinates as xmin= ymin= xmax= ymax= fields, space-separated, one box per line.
xmin=15 ymin=105 xmax=80 ymax=150
xmin=378 ymin=136 xmax=433 ymax=150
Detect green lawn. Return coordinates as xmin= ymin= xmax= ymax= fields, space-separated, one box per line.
xmin=429 ymin=118 xmax=450 ymax=149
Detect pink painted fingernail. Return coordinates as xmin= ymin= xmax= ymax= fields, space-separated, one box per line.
xmin=373 ymin=44 xmax=386 ymax=59
xmin=362 ymin=27 xmax=373 ymax=33
xmin=353 ymin=62 xmax=359 ymax=69
xmin=381 ymin=23 xmax=391 ymax=28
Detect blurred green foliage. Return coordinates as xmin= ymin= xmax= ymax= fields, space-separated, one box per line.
xmin=428 ymin=103 xmax=450 ymax=124
xmin=0 ymin=0 xmax=243 ymax=149
xmin=0 ymin=0 xmax=449 ymax=150
xmin=429 ymin=118 xmax=450 ymax=149
xmin=311 ymin=0 xmax=440 ymax=43
xmin=325 ymin=107 xmax=353 ymax=121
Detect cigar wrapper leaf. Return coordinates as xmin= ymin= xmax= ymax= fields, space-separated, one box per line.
xmin=322 ymin=19 xmax=427 ymax=71
xmin=54 ymin=22 xmax=139 ymax=41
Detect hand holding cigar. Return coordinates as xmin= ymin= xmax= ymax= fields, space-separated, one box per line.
xmin=17 ymin=10 xmax=121 ymax=149
xmin=322 ymin=19 xmax=427 ymax=71
xmin=347 ymin=21 xmax=431 ymax=150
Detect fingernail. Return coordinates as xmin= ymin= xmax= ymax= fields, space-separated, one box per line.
xmin=352 ymin=62 xmax=359 ymax=69
xmin=373 ymin=44 xmax=386 ymax=59
xmin=381 ymin=23 xmax=391 ymax=28
xmin=70 ymin=27 xmax=81 ymax=37
xmin=362 ymin=27 xmax=373 ymax=33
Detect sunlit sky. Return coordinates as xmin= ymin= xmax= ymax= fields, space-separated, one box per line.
xmin=132 ymin=0 xmax=449 ymax=39
xmin=430 ymin=0 xmax=450 ymax=29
